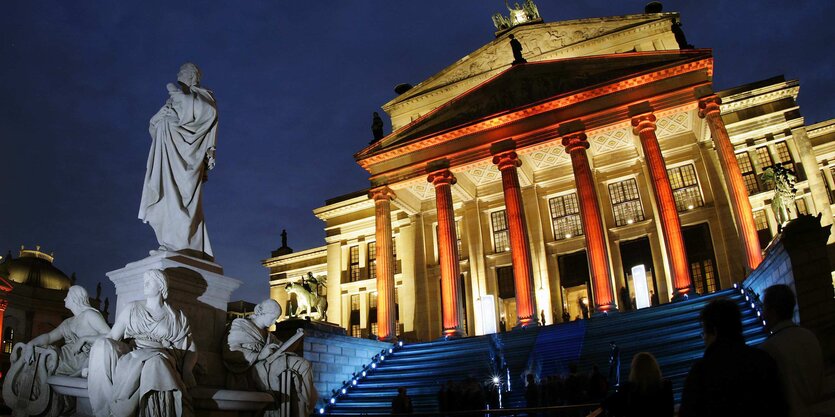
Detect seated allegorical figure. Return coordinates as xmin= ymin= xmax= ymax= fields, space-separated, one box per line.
xmin=223 ymin=299 xmax=317 ymax=417
xmin=87 ymin=269 xmax=197 ymax=417
xmin=2 ymin=285 xmax=110 ymax=416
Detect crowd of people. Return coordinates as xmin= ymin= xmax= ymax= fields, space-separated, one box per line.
xmin=391 ymin=284 xmax=824 ymax=416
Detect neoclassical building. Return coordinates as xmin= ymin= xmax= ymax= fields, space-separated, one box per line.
xmin=265 ymin=8 xmax=835 ymax=342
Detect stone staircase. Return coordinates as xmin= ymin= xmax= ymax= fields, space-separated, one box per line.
xmin=323 ymin=288 xmax=766 ymax=415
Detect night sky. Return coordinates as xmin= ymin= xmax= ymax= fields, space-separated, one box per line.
xmin=3 ymin=1 xmax=834 ymax=307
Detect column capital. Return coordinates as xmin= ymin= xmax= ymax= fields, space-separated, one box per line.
xmin=698 ymin=95 xmax=722 ymax=118
xmin=369 ymin=186 xmax=396 ymax=201
xmin=492 ymin=150 xmax=522 ymax=171
xmin=561 ymin=131 xmax=590 ymax=154
xmin=0 ymin=299 xmax=8 ymax=311
xmin=427 ymin=169 xmax=456 ymax=187
xmin=631 ymin=112 xmax=657 ymax=135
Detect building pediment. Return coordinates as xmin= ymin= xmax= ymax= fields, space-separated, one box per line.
xmin=383 ymin=13 xmax=681 ymax=129
xmin=360 ymin=49 xmax=712 ymax=162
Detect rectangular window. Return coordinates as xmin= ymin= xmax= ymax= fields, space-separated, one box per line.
xmin=795 ymin=198 xmax=808 ymax=216
xmin=773 ymin=141 xmax=795 ymax=172
xmin=736 ymin=152 xmax=760 ymax=195
xmin=667 ymin=164 xmax=704 ymax=212
xmin=392 ymin=237 xmax=400 ymax=275
xmin=496 ymin=266 xmax=515 ymax=299
xmin=690 ymin=259 xmax=717 ymax=295
xmin=823 ymin=169 xmax=835 ymax=204
xmin=491 ymin=210 xmax=510 ymax=253
xmin=753 ymin=210 xmax=772 ymax=250
xmin=755 ymin=146 xmax=774 ymax=169
xmin=367 ymin=242 xmax=377 ymax=281
xmin=350 ymin=294 xmax=361 ymax=337
xmin=549 ymin=193 xmax=583 ymax=240
xmin=2 ymin=328 xmax=13 ymax=354
xmin=455 ymin=220 xmax=464 ymax=259
xmin=608 ymin=178 xmax=645 ymax=227
xmin=349 ymin=246 xmax=360 ymax=282
xmin=394 ymin=288 xmax=401 ymax=337
xmin=368 ymin=292 xmax=378 ymax=336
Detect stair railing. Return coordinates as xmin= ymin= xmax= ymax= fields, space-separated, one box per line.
xmin=608 ymin=342 xmax=621 ymax=391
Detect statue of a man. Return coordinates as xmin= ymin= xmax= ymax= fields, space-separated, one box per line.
xmin=139 ymin=63 xmax=218 ymax=259
xmin=223 ymin=300 xmax=317 ymax=416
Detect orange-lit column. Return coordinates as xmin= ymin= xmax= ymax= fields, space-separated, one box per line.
xmin=370 ymin=186 xmax=397 ymax=341
xmin=561 ymin=129 xmax=616 ymax=312
xmin=0 ymin=299 xmax=6 ymax=353
xmin=699 ymin=95 xmax=763 ymax=270
xmin=427 ymin=168 xmax=465 ymax=338
xmin=491 ymin=142 xmax=538 ymax=327
xmin=631 ymin=111 xmax=693 ymax=297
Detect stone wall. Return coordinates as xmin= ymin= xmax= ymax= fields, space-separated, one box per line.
xmin=302 ymin=329 xmax=390 ymax=407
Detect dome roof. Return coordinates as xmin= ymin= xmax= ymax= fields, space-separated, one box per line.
xmin=0 ymin=247 xmax=72 ymax=291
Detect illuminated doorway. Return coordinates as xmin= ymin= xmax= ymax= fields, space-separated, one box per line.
xmin=619 ymin=237 xmax=658 ymax=309
xmin=558 ymin=250 xmax=591 ymax=320
xmin=496 ymin=266 xmax=517 ymax=327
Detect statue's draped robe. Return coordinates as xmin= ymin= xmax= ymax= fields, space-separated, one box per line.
xmin=88 ymin=302 xmax=195 ymax=417
xmin=55 ymin=308 xmax=108 ymax=376
xmin=139 ymin=85 xmax=217 ymax=257
xmin=223 ymin=319 xmax=317 ymax=417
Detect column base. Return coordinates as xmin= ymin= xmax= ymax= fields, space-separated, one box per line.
xmin=442 ymin=328 xmax=466 ymax=340
xmin=671 ymin=287 xmax=696 ymax=302
xmin=515 ymin=316 xmax=539 ymax=329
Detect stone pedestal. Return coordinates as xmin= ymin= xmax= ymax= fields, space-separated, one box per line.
xmin=107 ymin=251 xmax=242 ymax=387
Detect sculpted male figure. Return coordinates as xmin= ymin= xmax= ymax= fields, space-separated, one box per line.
xmin=139 ymin=62 xmax=218 ymax=258
xmin=88 ymin=269 xmax=197 ymax=417
xmin=223 ymin=299 xmax=316 ymax=417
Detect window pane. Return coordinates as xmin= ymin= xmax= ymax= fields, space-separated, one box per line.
xmin=368 ymin=242 xmax=377 ymax=281
xmin=550 ymin=193 xmax=583 ymax=240
xmin=491 ymin=210 xmax=510 ymax=253
xmin=608 ymin=179 xmax=645 ymax=226
xmin=667 ymin=164 xmax=704 ymax=212
xmin=349 ymin=246 xmax=360 ymax=282
xmin=736 ymin=152 xmax=760 ymax=195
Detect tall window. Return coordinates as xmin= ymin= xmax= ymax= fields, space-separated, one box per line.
xmin=753 ymin=210 xmax=772 ymax=250
xmin=773 ymin=141 xmax=795 ymax=172
xmin=367 ymin=242 xmax=377 ymax=280
xmin=435 ymin=220 xmax=465 ymax=259
xmin=369 ymin=292 xmax=378 ymax=337
xmin=348 ymin=246 xmax=360 ymax=282
xmin=394 ymin=288 xmax=401 ymax=337
xmin=549 ymin=193 xmax=583 ymax=239
xmin=608 ymin=178 xmax=645 ymax=226
xmin=392 ymin=237 xmax=400 ymax=274
xmin=736 ymin=152 xmax=760 ymax=195
xmin=823 ymin=169 xmax=835 ymax=204
xmin=667 ymin=164 xmax=704 ymax=212
xmin=496 ymin=266 xmax=515 ymax=299
xmin=691 ymin=259 xmax=717 ymax=295
xmin=2 ymin=327 xmax=13 ymax=354
xmin=755 ymin=146 xmax=774 ymax=169
xmin=491 ymin=210 xmax=510 ymax=253
xmin=350 ymin=294 xmax=361 ymax=337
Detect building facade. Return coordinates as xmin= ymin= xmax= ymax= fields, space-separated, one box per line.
xmin=265 ymin=9 xmax=835 ymax=342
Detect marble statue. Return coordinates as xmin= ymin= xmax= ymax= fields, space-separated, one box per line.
xmin=223 ymin=299 xmax=316 ymax=417
xmin=139 ymin=62 xmax=218 ymax=258
xmin=3 ymin=286 xmax=110 ymax=416
xmin=88 ymin=269 xmax=197 ymax=417
xmin=762 ymin=166 xmax=797 ymax=227
xmin=493 ymin=0 xmax=540 ymax=30
xmin=371 ymin=112 xmax=384 ymax=142
xmin=284 ymin=274 xmax=328 ymax=321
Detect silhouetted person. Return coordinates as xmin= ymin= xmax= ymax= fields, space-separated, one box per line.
xmin=761 ymin=285 xmax=823 ymax=417
xmin=588 ymin=364 xmax=608 ymax=401
xmin=650 ymin=290 xmax=659 ymax=307
xmin=608 ymin=342 xmax=621 ymax=389
xmin=562 ymin=309 xmax=570 ymax=323
xmin=540 ymin=309 xmax=546 ymax=325
xmin=564 ymin=363 xmax=585 ymax=404
xmin=671 ymin=19 xmax=693 ymax=49
xmin=371 ymin=112 xmax=384 ymax=143
xmin=499 ymin=317 xmax=507 ymax=333
xmin=509 ymin=34 xmax=526 ymax=64
xmin=599 ymin=352 xmax=673 ymax=417
xmin=619 ymin=286 xmax=631 ymax=311
xmin=392 ymin=386 xmax=413 ymax=414
xmin=579 ymin=299 xmax=589 ymax=319
xmin=679 ymin=299 xmax=788 ymax=417
xmin=525 ymin=373 xmax=540 ymax=412
xmin=438 ymin=381 xmax=451 ymax=415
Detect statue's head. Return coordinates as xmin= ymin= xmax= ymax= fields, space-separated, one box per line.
xmin=177 ymin=62 xmax=201 ymax=87
xmin=143 ymin=269 xmax=169 ymax=300
xmin=65 ymin=285 xmax=92 ymax=311
xmin=252 ymin=299 xmax=282 ymax=328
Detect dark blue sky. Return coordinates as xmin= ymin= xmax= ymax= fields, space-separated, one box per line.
xmin=2 ymin=1 xmax=834 ymax=306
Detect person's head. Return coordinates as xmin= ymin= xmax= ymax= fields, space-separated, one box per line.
xmin=177 ymin=62 xmax=201 ymax=87
xmin=526 ymin=373 xmax=536 ymax=384
xmin=763 ymin=284 xmax=796 ymax=329
xmin=628 ymin=352 xmax=662 ymax=394
xmin=64 ymin=285 xmax=92 ymax=311
xmin=252 ymin=299 xmax=282 ymax=328
xmin=700 ymin=299 xmax=743 ymax=346
xmin=143 ymin=269 xmax=169 ymax=299
xmin=398 ymin=386 xmax=407 ymax=395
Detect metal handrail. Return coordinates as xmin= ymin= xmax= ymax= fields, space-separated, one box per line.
xmin=317 ymin=402 xmax=600 ymax=417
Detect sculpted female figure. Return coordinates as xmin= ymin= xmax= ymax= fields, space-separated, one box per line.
xmin=139 ymin=62 xmax=218 ymax=259
xmin=88 ymin=270 xmax=197 ymax=417
xmin=26 ymin=285 xmax=111 ymax=375
xmin=223 ymin=300 xmax=316 ymax=417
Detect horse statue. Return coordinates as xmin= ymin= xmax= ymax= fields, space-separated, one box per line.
xmin=761 ymin=165 xmax=797 ymax=228
xmin=284 ymin=274 xmax=328 ymax=321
